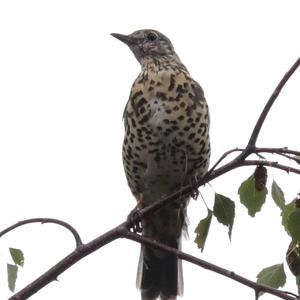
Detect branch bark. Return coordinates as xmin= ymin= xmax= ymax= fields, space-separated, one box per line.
xmin=0 ymin=218 xmax=83 ymax=247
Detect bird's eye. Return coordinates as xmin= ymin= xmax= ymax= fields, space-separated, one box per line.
xmin=146 ymin=32 xmax=158 ymax=42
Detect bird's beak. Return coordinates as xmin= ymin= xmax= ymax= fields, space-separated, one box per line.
xmin=111 ymin=33 xmax=135 ymax=46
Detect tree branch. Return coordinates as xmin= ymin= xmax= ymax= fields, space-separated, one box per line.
xmin=0 ymin=218 xmax=83 ymax=248
xmin=9 ymin=224 xmax=125 ymax=300
xmin=124 ymin=230 xmax=300 ymax=300
xmin=247 ymin=57 xmax=300 ymax=147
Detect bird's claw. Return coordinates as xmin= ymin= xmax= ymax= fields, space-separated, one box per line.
xmin=127 ymin=206 xmax=143 ymax=233
xmin=190 ymin=176 xmax=200 ymax=200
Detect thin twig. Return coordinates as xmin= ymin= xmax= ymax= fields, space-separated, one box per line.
xmin=247 ymin=57 xmax=300 ymax=147
xmin=0 ymin=218 xmax=83 ymax=248
xmin=205 ymin=147 xmax=244 ymax=178
xmin=9 ymin=224 xmax=125 ymax=300
xmin=255 ymin=147 xmax=300 ymax=157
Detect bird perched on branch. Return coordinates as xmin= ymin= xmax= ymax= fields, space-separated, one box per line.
xmin=111 ymin=29 xmax=210 ymax=300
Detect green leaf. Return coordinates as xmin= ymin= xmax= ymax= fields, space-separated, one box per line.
xmin=281 ymin=200 xmax=297 ymax=235
xmin=286 ymin=242 xmax=300 ymax=276
xmin=7 ymin=264 xmax=18 ymax=292
xmin=9 ymin=248 xmax=24 ymax=267
xmin=271 ymin=180 xmax=285 ymax=210
xmin=213 ymin=193 xmax=235 ymax=240
xmin=256 ymin=263 xmax=286 ymax=289
xmin=296 ymin=275 xmax=300 ymax=296
xmin=194 ymin=209 xmax=212 ymax=252
xmin=238 ymin=175 xmax=267 ymax=217
xmin=287 ymin=209 xmax=300 ymax=243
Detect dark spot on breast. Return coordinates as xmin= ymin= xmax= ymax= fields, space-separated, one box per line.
xmin=168 ymin=74 xmax=176 ymax=91
xmin=149 ymin=140 xmax=161 ymax=146
xmin=131 ymin=118 xmax=136 ymax=128
xmin=136 ymin=97 xmax=147 ymax=107
xmin=173 ymin=105 xmax=179 ymax=111
xmin=156 ymin=82 xmax=162 ymax=86
xmin=150 ymin=80 xmax=155 ymax=84
xmin=175 ymin=93 xmax=183 ymax=101
xmin=179 ymin=102 xmax=186 ymax=108
xmin=133 ymin=160 xmax=147 ymax=168
xmin=178 ymin=115 xmax=185 ymax=121
xmin=188 ymin=93 xmax=194 ymax=99
xmin=163 ymin=119 xmax=170 ymax=124
xmin=148 ymin=86 xmax=154 ymax=91
xmin=154 ymin=155 xmax=160 ymax=162
xmin=188 ymin=133 xmax=195 ymax=140
xmin=149 ymin=148 xmax=158 ymax=154
xmin=131 ymin=90 xmax=143 ymax=101
xmin=186 ymin=106 xmax=193 ymax=116
xmin=139 ymin=107 xmax=146 ymax=114
xmin=156 ymin=92 xmax=167 ymax=101
xmin=166 ymin=109 xmax=172 ymax=114
xmin=184 ymin=126 xmax=190 ymax=131
xmin=139 ymin=113 xmax=150 ymax=125
xmin=176 ymin=84 xmax=186 ymax=93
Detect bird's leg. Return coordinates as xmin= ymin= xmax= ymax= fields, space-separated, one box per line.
xmin=127 ymin=193 xmax=144 ymax=233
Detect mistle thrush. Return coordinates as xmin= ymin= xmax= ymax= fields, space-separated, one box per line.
xmin=112 ymin=29 xmax=210 ymax=300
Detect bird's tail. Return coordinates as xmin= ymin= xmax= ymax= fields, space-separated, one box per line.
xmin=137 ymin=238 xmax=183 ymax=300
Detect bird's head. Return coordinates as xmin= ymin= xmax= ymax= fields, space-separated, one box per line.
xmin=111 ymin=29 xmax=179 ymax=65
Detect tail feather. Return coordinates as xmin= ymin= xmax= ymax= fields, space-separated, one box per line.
xmin=137 ymin=240 xmax=183 ymax=300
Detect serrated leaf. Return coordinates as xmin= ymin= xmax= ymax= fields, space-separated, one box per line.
xmin=271 ymin=180 xmax=285 ymax=210
xmin=238 ymin=175 xmax=267 ymax=217
xmin=7 ymin=264 xmax=18 ymax=292
xmin=9 ymin=248 xmax=24 ymax=267
xmin=213 ymin=193 xmax=235 ymax=240
xmin=287 ymin=209 xmax=300 ymax=243
xmin=256 ymin=263 xmax=286 ymax=289
xmin=194 ymin=209 xmax=212 ymax=252
xmin=281 ymin=200 xmax=297 ymax=235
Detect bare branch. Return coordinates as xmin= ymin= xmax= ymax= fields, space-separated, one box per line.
xmin=124 ymin=230 xmax=299 ymax=300
xmin=0 ymin=218 xmax=83 ymax=248
xmin=8 ymin=224 xmax=125 ymax=300
xmin=247 ymin=57 xmax=300 ymax=147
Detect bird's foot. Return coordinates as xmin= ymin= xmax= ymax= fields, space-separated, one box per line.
xmin=127 ymin=194 xmax=144 ymax=233
xmin=190 ymin=176 xmax=200 ymax=200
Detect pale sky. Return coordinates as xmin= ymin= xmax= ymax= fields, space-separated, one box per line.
xmin=0 ymin=0 xmax=300 ymax=299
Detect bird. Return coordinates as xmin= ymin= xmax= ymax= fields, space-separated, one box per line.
xmin=111 ymin=29 xmax=210 ymax=300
